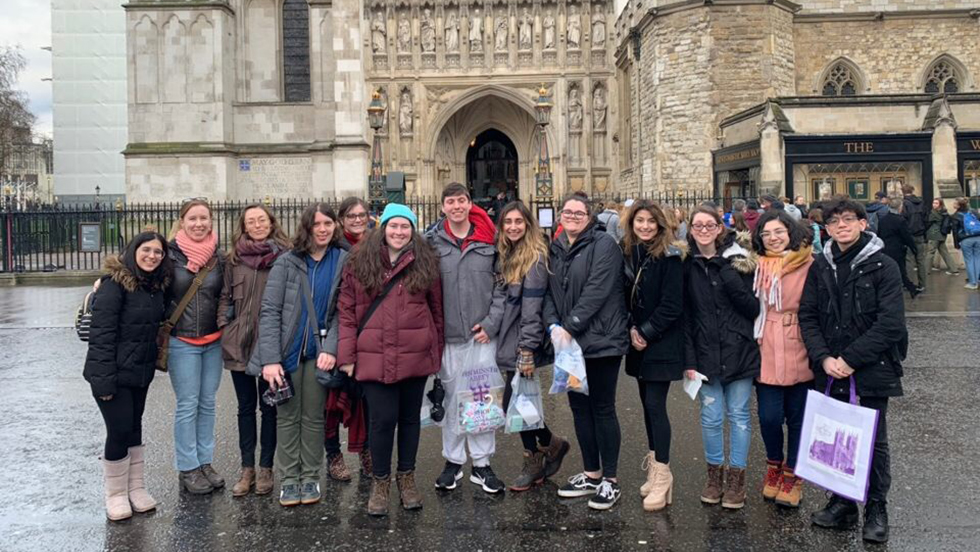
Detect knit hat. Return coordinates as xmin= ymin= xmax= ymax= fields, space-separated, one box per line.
xmin=380 ymin=203 xmax=418 ymax=229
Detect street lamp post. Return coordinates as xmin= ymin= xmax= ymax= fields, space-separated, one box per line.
xmin=367 ymin=89 xmax=387 ymax=210
xmin=534 ymin=85 xmax=554 ymax=200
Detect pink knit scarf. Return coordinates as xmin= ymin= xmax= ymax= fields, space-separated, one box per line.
xmin=175 ymin=230 xmax=218 ymax=273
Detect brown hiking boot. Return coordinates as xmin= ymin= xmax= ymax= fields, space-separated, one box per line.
xmin=762 ymin=460 xmax=782 ymax=501
xmin=255 ymin=467 xmax=274 ymax=495
xmin=509 ymin=451 xmax=546 ymax=492
xmin=359 ymin=450 xmax=373 ymax=477
xmin=540 ymin=435 xmax=570 ymax=479
xmin=700 ymin=463 xmax=724 ymax=504
xmin=368 ymin=476 xmax=391 ymax=516
xmin=396 ymin=471 xmax=423 ymax=510
xmin=179 ymin=468 xmax=214 ymax=494
xmin=327 ymin=453 xmax=352 ymax=482
xmin=200 ymin=464 xmax=225 ymax=489
xmin=232 ymin=467 xmax=255 ymax=497
xmin=775 ymin=467 xmax=803 ymax=508
xmin=722 ymin=467 xmax=746 ymax=509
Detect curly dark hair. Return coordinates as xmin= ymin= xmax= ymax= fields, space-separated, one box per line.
xmin=292 ymin=203 xmax=341 ymax=255
xmin=346 ymin=221 xmax=439 ymax=295
xmin=122 ymin=231 xmax=174 ymax=289
xmin=822 ymin=198 xmax=868 ymax=222
xmin=751 ymin=209 xmax=810 ymax=254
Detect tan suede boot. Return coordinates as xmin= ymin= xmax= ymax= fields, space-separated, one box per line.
xmin=127 ymin=446 xmax=157 ymax=512
xmin=722 ymin=467 xmax=746 ymax=509
xmin=700 ymin=463 xmax=724 ymax=504
xmin=255 ymin=467 xmax=274 ymax=495
xmin=396 ymin=471 xmax=423 ymax=510
xmin=232 ymin=467 xmax=256 ymax=497
xmin=104 ymin=456 xmax=133 ymax=521
xmin=368 ymin=476 xmax=391 ymax=516
xmin=775 ymin=467 xmax=803 ymax=508
xmin=762 ymin=460 xmax=782 ymax=501
xmin=639 ymin=452 xmax=657 ymax=497
xmin=642 ymin=460 xmax=673 ymax=512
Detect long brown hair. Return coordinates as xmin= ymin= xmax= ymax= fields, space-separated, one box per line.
xmin=293 ymin=203 xmax=341 ymax=255
xmin=347 ymin=221 xmax=439 ymax=295
xmin=622 ymin=200 xmax=673 ymax=260
xmin=496 ymin=201 xmax=549 ymax=284
xmin=169 ymin=199 xmax=212 ymax=239
xmin=227 ymin=204 xmax=291 ymax=265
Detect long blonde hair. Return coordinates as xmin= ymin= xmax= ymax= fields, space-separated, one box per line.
xmin=496 ymin=201 xmax=549 ymax=284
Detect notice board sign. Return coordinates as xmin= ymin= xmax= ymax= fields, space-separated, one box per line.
xmin=79 ymin=223 xmax=102 ymax=253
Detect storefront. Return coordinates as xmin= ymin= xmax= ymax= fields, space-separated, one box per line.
xmin=712 ymin=141 xmax=760 ymax=209
xmin=784 ymin=133 xmax=934 ymax=205
xmin=957 ymin=132 xmax=980 ymax=197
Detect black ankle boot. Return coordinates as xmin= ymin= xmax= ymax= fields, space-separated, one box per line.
xmin=811 ymin=494 xmax=859 ymax=529
xmin=862 ymin=500 xmax=889 ymax=543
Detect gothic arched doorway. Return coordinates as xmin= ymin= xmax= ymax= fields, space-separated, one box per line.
xmin=466 ymin=129 xmax=518 ymax=211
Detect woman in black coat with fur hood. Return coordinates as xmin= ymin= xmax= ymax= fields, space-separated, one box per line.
xmin=84 ymin=231 xmax=173 ymax=522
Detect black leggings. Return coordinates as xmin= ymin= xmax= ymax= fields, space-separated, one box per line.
xmin=362 ymin=377 xmax=427 ymax=478
xmin=502 ymin=371 xmax=553 ymax=453
xmin=637 ymin=380 xmax=672 ymax=464
xmin=567 ymin=356 xmax=622 ymax=479
xmin=230 ymin=370 xmax=276 ymax=468
xmin=96 ymin=385 xmax=149 ymax=461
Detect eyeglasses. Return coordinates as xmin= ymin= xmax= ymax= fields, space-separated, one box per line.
xmin=345 ymin=213 xmax=369 ymax=221
xmin=138 ymin=247 xmax=165 ymax=258
xmin=561 ymin=210 xmax=589 ymax=220
xmin=691 ymin=223 xmax=719 ymax=233
xmin=825 ymin=215 xmax=860 ymax=227
xmin=760 ymin=229 xmax=788 ymax=240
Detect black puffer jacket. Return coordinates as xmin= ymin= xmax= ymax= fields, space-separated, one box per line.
xmin=624 ymin=242 xmax=685 ymax=381
xmin=799 ymin=233 xmax=906 ymax=398
xmin=83 ymin=256 xmax=170 ymax=397
xmin=167 ymin=240 xmax=225 ymax=338
xmin=683 ymin=232 xmax=761 ymax=384
xmin=544 ymin=222 xmax=629 ymax=359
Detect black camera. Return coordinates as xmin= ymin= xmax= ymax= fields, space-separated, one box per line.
xmin=427 ymin=378 xmax=446 ymax=423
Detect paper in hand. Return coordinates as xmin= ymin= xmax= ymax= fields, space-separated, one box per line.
xmin=683 ymin=372 xmax=709 ymax=401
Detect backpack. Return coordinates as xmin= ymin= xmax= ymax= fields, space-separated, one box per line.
xmin=75 ymin=290 xmax=97 ymax=342
xmin=904 ymin=198 xmax=926 ymax=235
xmin=940 ymin=214 xmax=953 ymax=237
xmin=962 ymin=211 xmax=980 ymax=238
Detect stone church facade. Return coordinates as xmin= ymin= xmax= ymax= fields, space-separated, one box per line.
xmin=123 ymin=0 xmax=980 ymax=205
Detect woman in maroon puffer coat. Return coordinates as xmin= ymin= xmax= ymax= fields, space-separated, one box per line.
xmin=337 ymin=203 xmax=443 ymax=517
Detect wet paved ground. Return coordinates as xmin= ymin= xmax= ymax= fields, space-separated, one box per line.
xmin=1 ymin=280 xmax=979 ymax=552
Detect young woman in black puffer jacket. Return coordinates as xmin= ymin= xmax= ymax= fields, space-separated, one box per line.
xmin=84 ymin=231 xmax=173 ymax=522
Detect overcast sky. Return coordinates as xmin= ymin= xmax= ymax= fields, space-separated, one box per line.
xmin=0 ymin=0 xmax=52 ymax=139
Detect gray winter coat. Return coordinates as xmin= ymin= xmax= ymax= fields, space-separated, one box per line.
xmin=597 ymin=209 xmax=623 ymax=243
xmin=247 ymin=248 xmax=348 ymax=376
xmin=495 ymin=254 xmax=548 ymax=371
xmin=427 ymin=223 xmax=504 ymax=344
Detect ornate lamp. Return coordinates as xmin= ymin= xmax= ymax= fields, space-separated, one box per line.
xmin=367 ymin=89 xmax=387 ymax=207
xmin=534 ymin=85 xmax=554 ymax=199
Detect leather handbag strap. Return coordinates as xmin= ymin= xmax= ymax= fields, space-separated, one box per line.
xmin=358 ymin=269 xmax=407 ymax=336
xmin=167 ymin=257 xmax=217 ymax=326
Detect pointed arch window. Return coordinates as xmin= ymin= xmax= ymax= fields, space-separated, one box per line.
xmin=282 ymin=0 xmax=311 ymax=102
xmin=924 ymin=61 xmax=959 ymax=94
xmin=821 ymin=64 xmax=858 ymax=97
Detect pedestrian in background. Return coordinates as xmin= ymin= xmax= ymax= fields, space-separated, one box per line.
xmin=546 ymin=193 xmax=629 ymax=510
xmin=876 ymin=196 xmax=919 ymax=298
xmin=794 ymin=196 xmax=809 ymax=219
xmin=622 ymin=200 xmax=684 ymax=512
xmin=901 ymin=184 xmax=929 ymax=293
xmin=683 ymin=206 xmax=760 ymax=510
xmin=744 ymin=199 xmax=762 ymax=231
xmin=337 ymin=203 xmax=444 ymax=516
xmin=166 ymin=199 xmax=226 ymax=494
xmin=807 ymin=208 xmax=825 ymax=250
xmin=751 ymin=210 xmax=813 ymax=508
xmin=598 ymin=201 xmax=624 ymax=243
xmin=255 ymin=203 xmax=347 ymax=507
xmin=951 ymin=196 xmax=980 ymax=290
xmin=218 ymin=204 xmax=290 ymax=497
xmin=85 ymin=231 xmax=173 ymax=521
xmin=799 ymin=198 xmax=907 ymax=543
xmin=673 ymin=206 xmax=688 ymax=241
xmin=926 ymin=198 xmax=957 ymax=275
xmin=494 ymin=201 xmax=570 ymax=492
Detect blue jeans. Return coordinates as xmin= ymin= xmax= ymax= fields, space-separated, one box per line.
xmin=755 ymin=382 xmax=809 ymax=469
xmin=961 ymin=237 xmax=980 ymax=286
xmin=168 ymin=337 xmax=223 ymax=471
xmin=698 ymin=377 xmax=753 ymax=469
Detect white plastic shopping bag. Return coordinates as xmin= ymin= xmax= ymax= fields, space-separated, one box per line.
xmin=795 ymin=377 xmax=879 ymax=503
xmin=505 ymin=371 xmax=546 ymax=433
xmin=443 ymin=340 xmax=505 ymax=435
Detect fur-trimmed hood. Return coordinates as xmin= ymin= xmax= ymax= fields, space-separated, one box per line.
xmin=102 ymin=255 xmax=170 ymax=292
xmin=721 ymin=231 xmax=758 ymax=274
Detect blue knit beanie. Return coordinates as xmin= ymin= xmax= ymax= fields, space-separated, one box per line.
xmin=380 ymin=203 xmax=418 ymax=229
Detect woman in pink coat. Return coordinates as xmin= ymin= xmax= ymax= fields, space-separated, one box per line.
xmin=751 ymin=210 xmax=814 ymax=508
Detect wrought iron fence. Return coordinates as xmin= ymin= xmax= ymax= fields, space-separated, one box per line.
xmin=0 ymin=191 xmax=743 ymax=273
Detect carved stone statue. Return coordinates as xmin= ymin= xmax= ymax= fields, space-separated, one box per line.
xmin=445 ymin=11 xmax=459 ymax=52
xmin=567 ymin=6 xmax=581 ymax=49
xmin=399 ymin=90 xmax=413 ymax=135
xmin=591 ymin=11 xmax=605 ymax=47
xmin=592 ymin=86 xmax=606 ymax=130
xmin=469 ymin=10 xmax=483 ymax=52
xmin=421 ymin=9 xmax=436 ymax=53
xmin=568 ymin=87 xmax=583 ymax=131
xmin=518 ymin=8 xmax=533 ymax=51
xmin=371 ymin=12 xmax=387 ymax=54
xmin=543 ymin=11 xmax=556 ymax=49
xmin=397 ymin=13 xmax=411 ymax=53
xmin=494 ymin=15 xmax=508 ymax=52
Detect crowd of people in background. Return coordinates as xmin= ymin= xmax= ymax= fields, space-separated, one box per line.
xmin=82 ymin=182 xmax=978 ymax=544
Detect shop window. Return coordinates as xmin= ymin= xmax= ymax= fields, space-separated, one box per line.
xmin=282 ymin=0 xmax=311 ymax=102
xmin=821 ymin=64 xmax=859 ymax=97
xmin=965 ymin=160 xmax=980 ymax=197
xmin=924 ymin=60 xmax=960 ymax=94
xmin=797 ymin=162 xmax=921 ymax=203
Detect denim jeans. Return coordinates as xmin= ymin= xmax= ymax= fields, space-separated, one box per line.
xmin=698 ymin=377 xmax=753 ymax=469
xmin=755 ymin=382 xmax=809 ymax=469
xmin=961 ymin=237 xmax=980 ymax=286
xmin=168 ymin=337 xmax=223 ymax=471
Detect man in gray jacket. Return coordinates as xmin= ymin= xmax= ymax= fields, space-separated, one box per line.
xmin=426 ymin=182 xmax=506 ymax=494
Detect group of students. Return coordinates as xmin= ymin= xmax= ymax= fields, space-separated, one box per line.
xmin=83 ymin=184 xmax=908 ymax=544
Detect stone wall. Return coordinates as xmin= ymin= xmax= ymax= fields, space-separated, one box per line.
xmin=797 ymin=0 xmax=979 ymax=14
